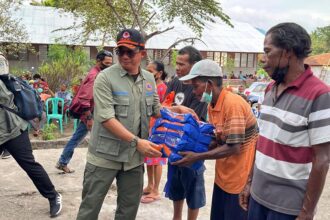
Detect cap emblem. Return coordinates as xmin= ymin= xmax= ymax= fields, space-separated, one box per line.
xmin=122 ymin=31 xmax=130 ymax=39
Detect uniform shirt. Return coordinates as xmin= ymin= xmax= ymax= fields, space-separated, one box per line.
xmin=87 ymin=64 xmax=161 ymax=171
xmin=251 ymin=65 xmax=330 ymax=215
xmin=208 ymin=89 xmax=258 ymax=194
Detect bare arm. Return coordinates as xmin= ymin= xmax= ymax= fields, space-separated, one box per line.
xmin=171 ymin=143 xmax=240 ymax=167
xmin=296 ymin=142 xmax=330 ymax=220
xmin=239 ymin=149 xmax=256 ymax=211
xmin=196 ymin=143 xmax=240 ymax=160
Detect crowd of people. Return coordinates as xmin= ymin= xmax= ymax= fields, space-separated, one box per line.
xmin=0 ymin=70 xmax=75 ymax=159
xmin=1 ymin=22 xmax=330 ymax=220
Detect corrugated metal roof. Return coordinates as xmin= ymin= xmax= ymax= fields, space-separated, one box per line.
xmin=147 ymin=18 xmax=265 ymax=52
xmin=4 ymin=5 xmax=264 ymax=52
xmin=7 ymin=5 xmax=116 ymax=46
xmin=305 ymin=53 xmax=330 ymax=66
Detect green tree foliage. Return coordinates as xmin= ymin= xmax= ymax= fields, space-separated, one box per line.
xmin=31 ymin=0 xmax=58 ymax=7
xmin=171 ymin=49 xmax=178 ymax=69
xmin=223 ymin=57 xmax=235 ymax=78
xmin=47 ymin=0 xmax=231 ymax=45
xmin=256 ymin=59 xmax=270 ymax=80
xmin=157 ymin=0 xmax=232 ymax=35
xmin=0 ymin=1 xmax=34 ymax=56
xmin=311 ymin=26 xmax=330 ymax=55
xmin=37 ymin=45 xmax=91 ymax=91
xmin=9 ymin=66 xmax=27 ymax=76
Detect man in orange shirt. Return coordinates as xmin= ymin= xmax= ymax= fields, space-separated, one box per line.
xmin=173 ymin=59 xmax=258 ymax=220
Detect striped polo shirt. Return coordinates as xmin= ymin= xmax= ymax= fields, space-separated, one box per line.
xmin=209 ymin=89 xmax=258 ymax=194
xmin=251 ymin=65 xmax=330 ymax=215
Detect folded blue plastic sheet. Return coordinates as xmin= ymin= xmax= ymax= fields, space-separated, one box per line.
xmin=149 ymin=108 xmax=215 ymax=170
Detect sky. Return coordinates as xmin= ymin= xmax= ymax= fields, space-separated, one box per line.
xmin=220 ymin=0 xmax=330 ymax=32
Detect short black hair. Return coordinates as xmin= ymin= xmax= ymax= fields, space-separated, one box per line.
xmin=266 ymin=22 xmax=311 ymax=59
xmin=96 ymin=50 xmax=113 ymax=61
xmin=151 ymin=60 xmax=167 ymax=81
xmin=33 ymin=73 xmax=41 ymax=80
xmin=178 ymin=46 xmax=202 ymax=64
xmin=196 ymin=76 xmax=223 ymax=87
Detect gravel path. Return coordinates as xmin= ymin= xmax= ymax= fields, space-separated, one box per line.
xmin=0 ymin=148 xmax=329 ymax=220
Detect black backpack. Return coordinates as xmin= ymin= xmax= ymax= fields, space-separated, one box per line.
xmin=0 ymin=74 xmax=43 ymax=120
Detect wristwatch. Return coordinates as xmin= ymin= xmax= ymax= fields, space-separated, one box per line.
xmin=130 ymin=136 xmax=139 ymax=148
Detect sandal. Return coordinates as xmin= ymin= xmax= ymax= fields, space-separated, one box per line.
xmin=56 ymin=162 xmax=75 ymax=173
xmin=140 ymin=195 xmax=161 ymax=204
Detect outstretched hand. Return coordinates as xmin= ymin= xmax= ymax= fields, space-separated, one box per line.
xmin=136 ymin=139 xmax=162 ymax=158
xmin=171 ymin=151 xmax=199 ymax=167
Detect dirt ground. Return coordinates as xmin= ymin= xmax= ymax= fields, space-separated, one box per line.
xmin=0 ymin=148 xmax=329 ymax=220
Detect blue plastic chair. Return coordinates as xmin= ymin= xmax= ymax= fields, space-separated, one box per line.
xmin=45 ymin=97 xmax=64 ymax=134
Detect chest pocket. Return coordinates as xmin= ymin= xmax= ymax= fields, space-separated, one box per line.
xmin=96 ymin=134 xmax=120 ymax=156
xmin=113 ymin=97 xmax=129 ymax=118
xmin=146 ymin=97 xmax=153 ymax=116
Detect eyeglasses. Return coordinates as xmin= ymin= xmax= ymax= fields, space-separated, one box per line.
xmin=115 ymin=47 xmax=140 ymax=58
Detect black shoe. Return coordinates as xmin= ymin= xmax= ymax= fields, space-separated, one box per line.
xmin=1 ymin=149 xmax=11 ymax=159
xmin=49 ymin=192 xmax=62 ymax=218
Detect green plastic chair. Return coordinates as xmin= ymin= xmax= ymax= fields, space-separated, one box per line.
xmin=45 ymin=97 xmax=64 ymax=134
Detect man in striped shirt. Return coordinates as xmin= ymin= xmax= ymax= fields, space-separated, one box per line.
xmin=239 ymin=23 xmax=330 ymax=220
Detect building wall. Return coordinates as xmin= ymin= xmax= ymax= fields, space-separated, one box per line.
xmin=7 ymin=45 xmax=260 ymax=81
xmin=146 ymin=49 xmax=260 ymax=78
xmin=324 ymin=69 xmax=330 ymax=85
xmin=8 ymin=44 xmax=40 ymax=73
xmin=310 ymin=66 xmax=323 ymax=78
xmin=7 ymin=44 xmax=115 ymax=73
xmin=310 ymin=66 xmax=330 ymax=85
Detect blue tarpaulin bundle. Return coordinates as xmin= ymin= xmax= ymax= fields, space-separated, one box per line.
xmin=149 ymin=108 xmax=215 ymax=170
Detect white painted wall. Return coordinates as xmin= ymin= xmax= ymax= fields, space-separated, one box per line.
xmin=310 ymin=66 xmax=323 ymax=77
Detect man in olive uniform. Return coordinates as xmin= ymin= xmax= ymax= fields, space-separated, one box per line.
xmin=76 ymin=29 xmax=195 ymax=220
